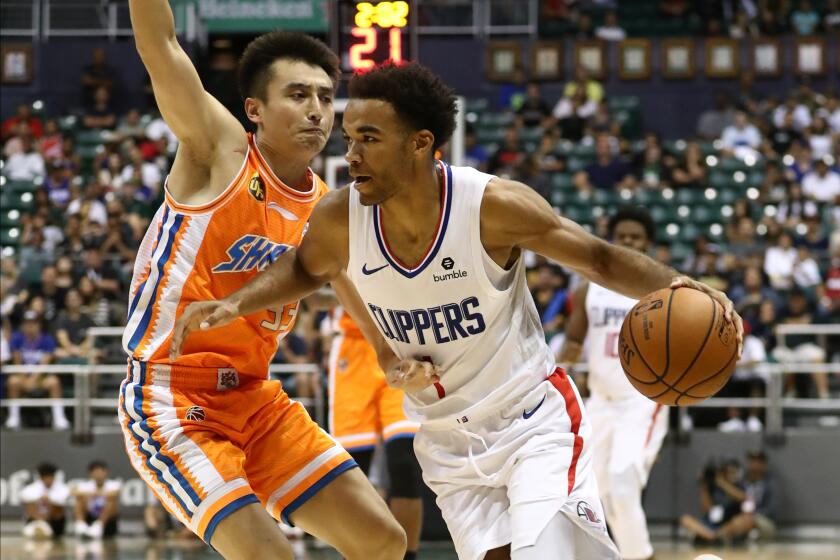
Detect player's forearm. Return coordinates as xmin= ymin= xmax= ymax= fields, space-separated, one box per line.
xmin=557 ymin=339 xmax=583 ymax=366
xmin=331 ymin=273 xmax=391 ymax=360
xmin=591 ymin=243 xmax=678 ymax=299
xmin=129 ymin=0 xmax=177 ymax=55
xmin=226 ymin=249 xmax=325 ymax=317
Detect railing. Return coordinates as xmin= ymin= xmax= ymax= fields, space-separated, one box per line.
xmin=2 ymin=325 xmax=837 ymax=438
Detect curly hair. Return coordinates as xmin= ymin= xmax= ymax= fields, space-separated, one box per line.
xmin=607 ymin=206 xmax=656 ymax=241
xmin=348 ymin=62 xmax=458 ymax=151
xmin=238 ymin=31 xmax=339 ymax=101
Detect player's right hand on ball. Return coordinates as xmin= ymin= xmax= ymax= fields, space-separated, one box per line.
xmin=383 ymin=357 xmax=442 ymax=393
xmin=170 ymin=300 xmax=239 ymax=360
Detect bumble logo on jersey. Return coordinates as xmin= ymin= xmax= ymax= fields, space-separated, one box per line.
xmin=212 ymin=235 xmax=291 ymax=274
xmin=367 ymin=297 xmax=486 ymax=345
xmin=248 ymin=173 xmax=265 ymax=201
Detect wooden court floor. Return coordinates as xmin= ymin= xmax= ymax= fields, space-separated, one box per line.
xmin=0 ymin=536 xmax=838 ymax=560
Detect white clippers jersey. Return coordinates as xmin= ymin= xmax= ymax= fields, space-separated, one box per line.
xmin=585 ymin=282 xmax=639 ymax=400
xmin=346 ymin=161 xmax=555 ymax=422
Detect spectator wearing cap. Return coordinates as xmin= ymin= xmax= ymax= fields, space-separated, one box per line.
xmin=20 ymin=463 xmax=70 ymax=539
xmin=802 ymin=158 xmax=840 ymax=203
xmin=5 ymin=310 xmax=69 ymax=430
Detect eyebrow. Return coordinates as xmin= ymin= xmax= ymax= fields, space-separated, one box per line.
xmin=285 ymin=82 xmax=334 ymax=93
xmin=343 ymin=125 xmax=382 ymax=135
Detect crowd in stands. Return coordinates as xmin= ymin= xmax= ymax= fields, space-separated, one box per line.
xmin=1 ymin=42 xmax=839 ymax=434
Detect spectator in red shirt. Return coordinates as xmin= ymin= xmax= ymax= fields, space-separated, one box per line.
xmin=1 ymin=103 xmax=43 ymax=141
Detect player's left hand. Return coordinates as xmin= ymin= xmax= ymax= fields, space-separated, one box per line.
xmin=670 ymin=275 xmax=744 ymax=359
xmin=382 ymin=355 xmax=442 ymax=393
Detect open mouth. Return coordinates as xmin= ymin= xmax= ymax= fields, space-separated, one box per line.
xmin=354 ymin=176 xmax=372 ymax=184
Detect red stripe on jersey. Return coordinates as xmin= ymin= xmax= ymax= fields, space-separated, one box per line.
xmin=644 ymin=404 xmax=663 ymax=448
xmin=434 ymin=382 xmax=446 ymax=399
xmin=549 ymin=367 xmax=583 ymax=495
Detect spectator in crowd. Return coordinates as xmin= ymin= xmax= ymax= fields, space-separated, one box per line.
xmin=2 ymin=103 xmax=43 ymax=141
xmin=729 ymin=9 xmax=759 ymax=38
xmin=552 ymin=88 xmax=593 ymax=141
xmin=120 ymin=145 xmax=163 ymax=195
xmin=574 ymin=133 xmax=636 ymax=191
xmin=805 ymin=117 xmax=835 ymax=160
xmin=634 ymin=132 xmax=667 ymax=189
xmin=773 ymin=95 xmax=812 ymax=132
xmin=38 ymin=119 xmax=64 ymax=161
xmin=766 ymin=111 xmax=804 ymax=157
xmin=516 ymin=82 xmax=551 ymax=128
xmin=772 ymin=288 xmax=829 ymax=399
xmin=77 ymin=276 xmax=114 ymax=327
xmin=802 ymin=157 xmax=840 ymax=203
xmin=720 ymin=111 xmax=762 ymax=160
xmin=792 ymin=244 xmax=823 ymax=291
xmin=80 ymin=246 xmax=122 ymax=301
xmin=80 ymin=48 xmax=115 ymax=110
xmin=487 ymin=127 xmax=523 ymax=175
xmin=764 ymin=231 xmax=798 ymax=290
xmin=67 ymin=180 xmax=108 ymax=228
xmin=5 ymin=125 xmax=46 ymax=181
xmin=668 ymin=140 xmax=707 ymax=188
xmin=20 ymin=463 xmax=70 ymax=539
xmin=497 ymin=67 xmax=527 ymax=112
xmin=573 ymin=10 xmax=595 ymax=39
xmin=730 ymin=265 xmax=781 ymax=320
xmin=514 ymin=154 xmax=552 ymax=202
xmin=790 ymin=0 xmax=820 ymax=34
xmin=6 ymin=310 xmax=69 ymax=430
xmin=115 ymin=108 xmax=147 ymax=141
xmin=42 ymin=160 xmax=72 ymax=209
xmin=463 ymin=125 xmax=489 ymax=172
xmin=101 ymin=201 xmax=139 ymax=263
xmin=727 ymin=216 xmax=765 ymax=264
xmin=73 ymin=460 xmax=121 ymax=539
xmin=680 ymin=459 xmax=746 ymax=545
xmin=563 ymin=66 xmax=604 ymax=108
xmin=82 ymin=86 xmax=117 ymax=130
xmin=28 ymin=265 xmax=67 ymax=324
xmin=697 ymin=92 xmax=737 ymax=140
xmin=718 ymin=321 xmax=767 ymax=433
xmin=54 ymin=289 xmax=96 ymax=363
xmin=533 ymin=130 xmax=567 ymax=174
xmin=819 ymin=235 xmax=840 ymax=320
xmin=825 ymin=0 xmax=840 ymax=30
xmin=595 ymin=10 xmax=626 ymax=41
xmin=716 ymin=451 xmax=779 ymax=542
xmin=144 ymin=108 xmax=178 ymax=156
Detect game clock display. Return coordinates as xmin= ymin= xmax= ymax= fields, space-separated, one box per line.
xmin=337 ymin=1 xmax=416 ymax=73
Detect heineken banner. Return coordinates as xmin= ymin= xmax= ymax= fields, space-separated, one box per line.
xmin=177 ymin=0 xmax=329 ymax=32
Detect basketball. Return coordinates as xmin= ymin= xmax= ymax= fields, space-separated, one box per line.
xmin=618 ymin=287 xmax=738 ymax=406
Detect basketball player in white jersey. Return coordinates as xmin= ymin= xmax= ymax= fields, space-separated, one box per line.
xmin=559 ymin=207 xmax=668 ymax=560
xmin=171 ymin=63 xmax=743 ymax=560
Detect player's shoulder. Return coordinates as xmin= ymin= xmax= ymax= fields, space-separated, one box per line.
xmin=310 ymin=186 xmax=351 ymax=228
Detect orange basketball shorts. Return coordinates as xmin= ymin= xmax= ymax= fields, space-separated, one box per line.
xmin=118 ymin=360 xmax=355 ymax=543
xmin=328 ymin=333 xmax=419 ymax=452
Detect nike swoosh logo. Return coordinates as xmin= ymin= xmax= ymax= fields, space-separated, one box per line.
xmin=362 ymin=263 xmax=389 ymax=275
xmin=267 ymin=202 xmax=299 ymax=221
xmin=523 ymin=395 xmax=546 ymax=419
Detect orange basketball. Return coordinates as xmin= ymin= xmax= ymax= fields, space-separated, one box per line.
xmin=618 ymin=287 xmax=738 ymax=406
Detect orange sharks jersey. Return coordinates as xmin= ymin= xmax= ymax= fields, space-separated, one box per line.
xmin=122 ymin=133 xmax=327 ymax=380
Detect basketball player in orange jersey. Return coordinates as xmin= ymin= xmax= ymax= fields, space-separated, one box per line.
xmin=171 ymin=63 xmax=744 ymax=560
xmin=121 ymin=2 xmax=407 ymax=559
xmin=558 ymin=207 xmax=668 ymax=560
xmin=328 ymin=310 xmax=424 ymax=560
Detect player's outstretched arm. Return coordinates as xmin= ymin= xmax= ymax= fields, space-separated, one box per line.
xmin=170 ymin=191 xmax=350 ymax=359
xmin=557 ymin=280 xmax=589 ymax=368
xmin=129 ymin=0 xmax=242 ymax=161
xmin=481 ymin=178 xmax=743 ymax=356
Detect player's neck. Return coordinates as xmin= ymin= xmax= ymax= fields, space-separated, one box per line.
xmin=254 ymin=133 xmax=311 ymax=191
xmin=379 ymin=160 xmax=440 ymax=229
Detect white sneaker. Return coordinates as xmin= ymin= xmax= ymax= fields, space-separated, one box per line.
xmin=74 ymin=520 xmax=90 ymax=537
xmin=4 ymin=416 xmax=21 ymax=430
xmin=718 ymin=417 xmax=746 ymax=432
xmin=22 ymin=520 xmax=53 ymax=539
xmin=746 ymin=416 xmax=763 ymax=432
xmin=53 ymin=416 xmax=71 ymax=430
xmin=86 ymin=520 xmax=104 ymax=539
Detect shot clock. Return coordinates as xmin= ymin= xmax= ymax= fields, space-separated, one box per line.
xmin=335 ymin=1 xmax=417 ymax=73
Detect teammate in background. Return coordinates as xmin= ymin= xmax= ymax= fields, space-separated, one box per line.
xmin=20 ymin=462 xmax=70 ymax=539
xmin=122 ymin=2 xmax=405 ymax=559
xmin=172 ymin=62 xmax=743 ymax=560
xmin=73 ymin=460 xmax=122 ymax=539
xmin=329 ymin=310 xmax=424 ymax=560
xmin=558 ymin=207 xmax=668 ymax=560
